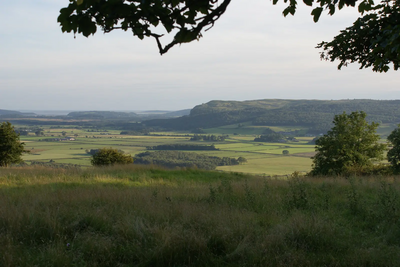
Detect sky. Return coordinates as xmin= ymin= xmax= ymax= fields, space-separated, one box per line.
xmin=0 ymin=0 xmax=398 ymax=112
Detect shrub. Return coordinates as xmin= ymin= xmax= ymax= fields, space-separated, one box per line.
xmin=91 ymin=148 xmax=133 ymax=166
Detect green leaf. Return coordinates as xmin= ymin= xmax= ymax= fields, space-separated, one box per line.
xmin=311 ymin=7 xmax=323 ymax=22
xmin=303 ymin=0 xmax=313 ymax=7
xmin=78 ymin=16 xmax=97 ymax=37
xmin=77 ymin=0 xmax=84 ymax=5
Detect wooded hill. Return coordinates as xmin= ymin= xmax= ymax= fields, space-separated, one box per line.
xmin=143 ymin=99 xmax=400 ymax=132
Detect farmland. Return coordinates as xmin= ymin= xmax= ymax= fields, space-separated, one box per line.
xmin=19 ymin=125 xmax=316 ymax=176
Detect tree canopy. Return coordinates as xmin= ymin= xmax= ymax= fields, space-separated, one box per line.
xmin=310 ymin=111 xmax=386 ymax=176
xmin=0 ymin=122 xmax=27 ymax=167
xmin=58 ymin=0 xmax=399 ymax=71
xmin=387 ymin=125 xmax=400 ymax=172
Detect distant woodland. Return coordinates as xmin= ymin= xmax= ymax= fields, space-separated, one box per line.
xmin=2 ymin=99 xmax=400 ymax=134
xmin=133 ymin=151 xmax=241 ymax=170
xmin=143 ymin=99 xmax=400 ymax=133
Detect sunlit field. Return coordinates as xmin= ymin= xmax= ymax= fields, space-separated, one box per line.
xmin=20 ymin=125 xmax=315 ymax=175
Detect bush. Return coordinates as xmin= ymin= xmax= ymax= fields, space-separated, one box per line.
xmin=91 ymin=148 xmax=133 ymax=166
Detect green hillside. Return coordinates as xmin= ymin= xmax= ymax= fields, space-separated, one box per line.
xmin=143 ymin=99 xmax=400 ymax=132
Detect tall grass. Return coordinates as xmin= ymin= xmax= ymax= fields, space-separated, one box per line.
xmin=0 ymin=166 xmax=399 ymax=266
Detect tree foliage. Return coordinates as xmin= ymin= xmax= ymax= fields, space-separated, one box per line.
xmin=254 ymin=128 xmax=286 ymax=143
xmin=58 ymin=0 xmax=399 ymax=71
xmin=387 ymin=125 xmax=400 ymax=172
xmin=58 ymin=0 xmax=232 ymax=55
xmin=318 ymin=0 xmax=400 ymax=72
xmin=0 ymin=122 xmax=27 ymax=167
xmin=310 ymin=111 xmax=386 ymax=176
xmin=91 ymin=147 xmax=133 ymax=166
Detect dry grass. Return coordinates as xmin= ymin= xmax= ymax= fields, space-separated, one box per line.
xmin=0 ymin=166 xmax=399 ymax=266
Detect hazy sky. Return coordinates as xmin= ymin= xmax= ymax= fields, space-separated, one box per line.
xmin=1 ymin=0 xmax=398 ymax=111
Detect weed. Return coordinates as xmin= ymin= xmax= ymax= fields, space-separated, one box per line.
xmin=243 ymin=179 xmax=255 ymax=207
xmin=208 ymin=184 xmax=217 ymax=203
xmin=377 ymin=181 xmax=399 ymax=221
xmin=218 ymin=178 xmax=232 ymax=194
xmin=287 ymin=177 xmax=308 ymax=210
xmin=262 ymin=177 xmax=269 ymax=196
xmin=152 ymin=188 xmax=159 ymax=199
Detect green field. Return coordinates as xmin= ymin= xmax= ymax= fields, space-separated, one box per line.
xmin=17 ymin=125 xmax=318 ymax=175
xmin=20 ymin=127 xmax=315 ymax=175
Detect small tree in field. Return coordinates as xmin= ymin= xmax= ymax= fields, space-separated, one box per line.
xmin=0 ymin=122 xmax=27 ymax=167
xmin=387 ymin=125 xmax=400 ymax=173
xmin=237 ymin=157 xmax=248 ymax=164
xmin=310 ymin=111 xmax=385 ymax=176
xmin=91 ymin=148 xmax=133 ymax=166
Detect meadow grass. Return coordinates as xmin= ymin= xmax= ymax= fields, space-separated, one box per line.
xmin=0 ymin=165 xmax=399 ymax=266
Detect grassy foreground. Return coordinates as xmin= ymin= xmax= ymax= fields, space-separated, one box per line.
xmin=0 ymin=166 xmax=400 ymax=266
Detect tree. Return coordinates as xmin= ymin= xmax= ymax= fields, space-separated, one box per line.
xmin=237 ymin=156 xmax=248 ymax=164
xmin=310 ymin=111 xmax=386 ymax=176
xmin=0 ymin=122 xmax=27 ymax=167
xmin=58 ymin=0 xmax=399 ymax=71
xmin=387 ymin=125 xmax=400 ymax=172
xmin=91 ymin=147 xmax=133 ymax=166
xmin=282 ymin=150 xmax=289 ymax=155
xmin=35 ymin=130 xmax=44 ymax=136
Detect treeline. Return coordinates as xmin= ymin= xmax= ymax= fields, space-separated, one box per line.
xmin=146 ymin=144 xmax=218 ymax=151
xmin=120 ymin=130 xmax=150 ymax=135
xmin=133 ymin=151 xmax=242 ymax=170
xmin=189 ymin=134 xmax=227 ymax=141
xmin=254 ymin=128 xmax=285 ymax=142
xmin=254 ymin=128 xmax=298 ymax=143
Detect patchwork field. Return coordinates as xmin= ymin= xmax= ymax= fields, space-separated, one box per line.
xmin=19 ymin=125 xmax=315 ymax=175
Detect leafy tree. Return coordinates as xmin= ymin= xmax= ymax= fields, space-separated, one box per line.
xmin=310 ymin=111 xmax=386 ymax=176
xmin=237 ymin=156 xmax=248 ymax=164
xmin=282 ymin=150 xmax=289 ymax=155
xmin=58 ymin=0 xmax=399 ymax=71
xmin=91 ymin=148 xmax=133 ymax=166
xmin=387 ymin=125 xmax=400 ymax=172
xmin=0 ymin=122 xmax=27 ymax=167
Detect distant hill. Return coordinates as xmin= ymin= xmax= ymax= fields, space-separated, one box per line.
xmin=67 ymin=111 xmax=138 ymax=119
xmin=0 ymin=109 xmax=25 ymax=117
xmin=143 ymin=99 xmax=400 ymax=131
xmin=0 ymin=109 xmax=21 ymax=115
xmin=67 ymin=109 xmax=191 ymax=120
